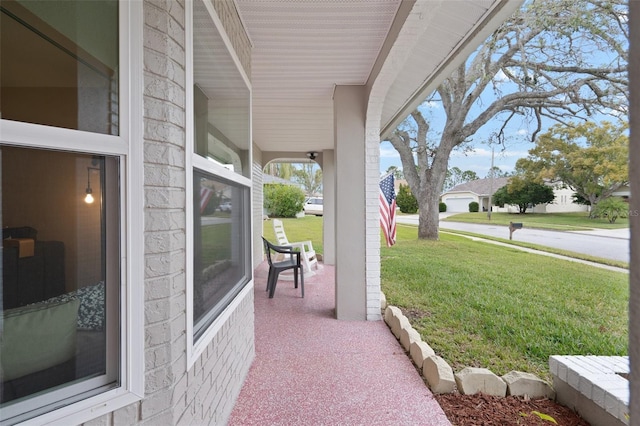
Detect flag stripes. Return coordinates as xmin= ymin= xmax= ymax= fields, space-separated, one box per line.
xmin=379 ymin=174 xmax=397 ymax=247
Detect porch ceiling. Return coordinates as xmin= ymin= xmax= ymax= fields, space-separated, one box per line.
xmin=235 ymin=0 xmax=520 ymax=155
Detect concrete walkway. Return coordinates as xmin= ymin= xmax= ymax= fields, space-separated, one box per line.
xmin=228 ymin=262 xmax=450 ymax=426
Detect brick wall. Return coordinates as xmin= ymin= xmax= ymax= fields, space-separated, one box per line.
xmin=212 ymin=0 xmax=251 ymax=78
xmin=252 ymin=144 xmax=264 ymax=269
xmin=141 ymin=1 xmax=188 ymax=423
xmin=81 ymin=1 xmax=254 ymax=424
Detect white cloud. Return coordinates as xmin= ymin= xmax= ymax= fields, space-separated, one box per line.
xmin=493 ymin=69 xmax=508 ymax=83
xmin=380 ymin=145 xmax=400 ymax=159
xmin=605 ymin=104 xmax=628 ymax=117
xmin=451 ymin=147 xmax=528 ymax=159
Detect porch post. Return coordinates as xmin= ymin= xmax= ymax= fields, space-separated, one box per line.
xmin=322 ymin=149 xmax=336 ymax=265
xmin=333 ymin=85 xmax=367 ymax=320
xmin=628 ymin=0 xmax=639 ymax=421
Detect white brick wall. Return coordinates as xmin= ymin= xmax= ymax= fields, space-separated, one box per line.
xmin=81 ymin=1 xmax=255 ymax=424
xmin=211 ymin=0 xmax=251 ymax=78
xmin=252 ymin=145 xmax=264 ymax=269
xmin=550 ymin=355 xmax=629 ymax=425
xmin=364 ymin=108 xmax=383 ymax=321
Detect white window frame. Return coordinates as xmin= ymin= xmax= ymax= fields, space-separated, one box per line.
xmin=0 ymin=1 xmax=144 ymax=424
xmin=185 ymin=0 xmax=253 ymax=367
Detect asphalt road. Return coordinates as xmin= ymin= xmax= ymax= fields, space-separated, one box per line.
xmin=396 ymin=214 xmax=630 ymax=263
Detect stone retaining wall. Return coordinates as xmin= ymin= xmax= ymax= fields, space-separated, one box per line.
xmin=382 ymin=298 xmax=555 ymax=400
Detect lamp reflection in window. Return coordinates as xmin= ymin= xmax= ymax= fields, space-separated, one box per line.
xmin=85 ymin=167 xmax=101 ymax=204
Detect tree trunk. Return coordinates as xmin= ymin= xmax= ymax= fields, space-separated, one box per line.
xmin=415 ymin=136 xmax=453 ymax=240
xmin=588 ymin=195 xmax=599 ymax=218
xmin=418 ymin=184 xmax=441 ymax=239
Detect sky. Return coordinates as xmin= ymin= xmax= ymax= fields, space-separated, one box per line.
xmin=377 ymin=3 xmax=629 ymax=181
xmin=379 ymin=138 xmax=532 ymax=180
xmin=379 ymin=99 xmax=536 ymax=179
xmin=379 ymin=79 xmax=626 ymax=180
xmin=378 ymin=66 xmax=541 ymax=179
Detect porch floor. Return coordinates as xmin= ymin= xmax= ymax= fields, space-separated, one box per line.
xmin=228 ymin=261 xmax=451 ymax=425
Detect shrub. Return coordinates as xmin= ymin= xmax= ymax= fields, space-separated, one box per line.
xmin=396 ymin=184 xmax=418 ymax=214
xmin=468 ymin=201 xmax=479 ymax=212
xmin=439 ymin=202 xmax=447 ymax=212
xmin=264 ymin=184 xmax=305 ymax=218
xmin=592 ymin=196 xmax=628 ymax=223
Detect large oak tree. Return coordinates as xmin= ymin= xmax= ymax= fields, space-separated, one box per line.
xmin=384 ymin=0 xmax=627 ymax=239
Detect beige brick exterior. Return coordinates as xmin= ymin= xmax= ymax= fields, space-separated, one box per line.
xmin=212 ymin=0 xmax=251 ymax=78
xmin=81 ymin=1 xmax=254 ymax=424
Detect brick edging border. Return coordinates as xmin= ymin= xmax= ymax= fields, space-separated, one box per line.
xmin=381 ymin=294 xmax=555 ymax=399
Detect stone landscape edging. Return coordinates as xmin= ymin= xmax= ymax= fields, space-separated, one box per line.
xmin=381 ymin=296 xmax=555 ymax=400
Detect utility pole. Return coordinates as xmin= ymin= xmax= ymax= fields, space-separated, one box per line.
xmin=487 ymin=146 xmax=495 ymax=220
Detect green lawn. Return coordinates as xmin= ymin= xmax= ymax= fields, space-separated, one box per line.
xmin=443 ymin=211 xmax=629 ymax=230
xmin=261 ymin=215 xmax=629 ymax=381
xmin=382 ymin=225 xmax=628 ymax=380
xmin=263 ymin=216 xmax=324 ymax=254
xmin=201 ymin=223 xmax=231 ymax=263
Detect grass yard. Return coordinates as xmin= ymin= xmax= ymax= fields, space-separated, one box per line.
xmin=263 ymin=215 xmax=324 ymax=254
xmin=201 ymin=223 xmax=231 ymax=263
xmin=382 ymin=225 xmax=628 ymax=381
xmin=261 ymin=215 xmax=628 ymax=381
xmin=443 ymin=211 xmax=629 ymax=231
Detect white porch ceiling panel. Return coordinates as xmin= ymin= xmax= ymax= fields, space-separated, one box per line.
xmin=234 ymin=0 xmax=519 ymax=154
xmin=379 ymin=0 xmax=521 ymax=137
xmin=236 ymin=0 xmax=400 ymax=154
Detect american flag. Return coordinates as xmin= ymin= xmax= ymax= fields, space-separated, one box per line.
xmin=200 ymin=186 xmax=214 ymax=214
xmin=379 ymin=174 xmax=397 ymax=247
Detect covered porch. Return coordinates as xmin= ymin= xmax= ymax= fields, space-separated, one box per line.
xmin=241 ymin=0 xmax=523 ymax=320
xmin=229 ymin=261 xmax=450 ymax=425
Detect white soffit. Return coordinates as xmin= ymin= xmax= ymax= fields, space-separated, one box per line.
xmin=235 ymin=0 xmax=520 ymax=153
xmin=379 ymin=0 xmax=522 ymax=137
xmin=236 ymin=0 xmax=401 ymax=154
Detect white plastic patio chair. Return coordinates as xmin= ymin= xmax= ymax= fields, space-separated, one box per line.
xmin=272 ymin=219 xmax=319 ymax=275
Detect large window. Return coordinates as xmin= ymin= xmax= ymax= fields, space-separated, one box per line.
xmin=0 ymin=1 xmax=138 ymax=424
xmin=193 ymin=172 xmax=250 ymax=340
xmin=189 ymin=0 xmax=251 ymax=350
xmin=0 ymin=148 xmax=120 ymax=424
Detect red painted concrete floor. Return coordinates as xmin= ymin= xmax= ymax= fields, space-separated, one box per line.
xmin=228 ymin=262 xmax=451 ymax=426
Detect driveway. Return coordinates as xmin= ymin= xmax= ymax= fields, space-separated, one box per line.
xmin=396 ymin=214 xmax=630 ymax=263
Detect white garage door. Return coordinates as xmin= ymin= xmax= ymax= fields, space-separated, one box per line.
xmin=444 ymin=197 xmax=474 ymax=212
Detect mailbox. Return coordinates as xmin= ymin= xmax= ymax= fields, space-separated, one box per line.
xmin=509 ymin=221 xmax=523 ymax=240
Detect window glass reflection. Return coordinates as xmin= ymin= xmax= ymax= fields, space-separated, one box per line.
xmin=193 ymin=171 xmax=250 ymax=338
xmin=193 ymin=0 xmax=249 ymax=177
xmin=0 ymin=0 xmax=119 ymax=134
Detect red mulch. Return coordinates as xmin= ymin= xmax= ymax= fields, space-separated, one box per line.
xmin=434 ymin=393 xmax=590 ymax=426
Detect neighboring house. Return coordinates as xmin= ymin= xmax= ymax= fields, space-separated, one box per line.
xmin=526 ymin=183 xmax=589 ymax=214
xmin=613 ymin=184 xmax=631 ymax=199
xmin=394 ymin=178 xmax=409 ymax=195
xmin=441 ymin=178 xmax=590 ymax=213
xmin=263 ymin=174 xmax=297 ymax=186
xmin=441 ymin=177 xmax=510 ymax=212
xmin=14 ymin=2 xmax=640 ymax=426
